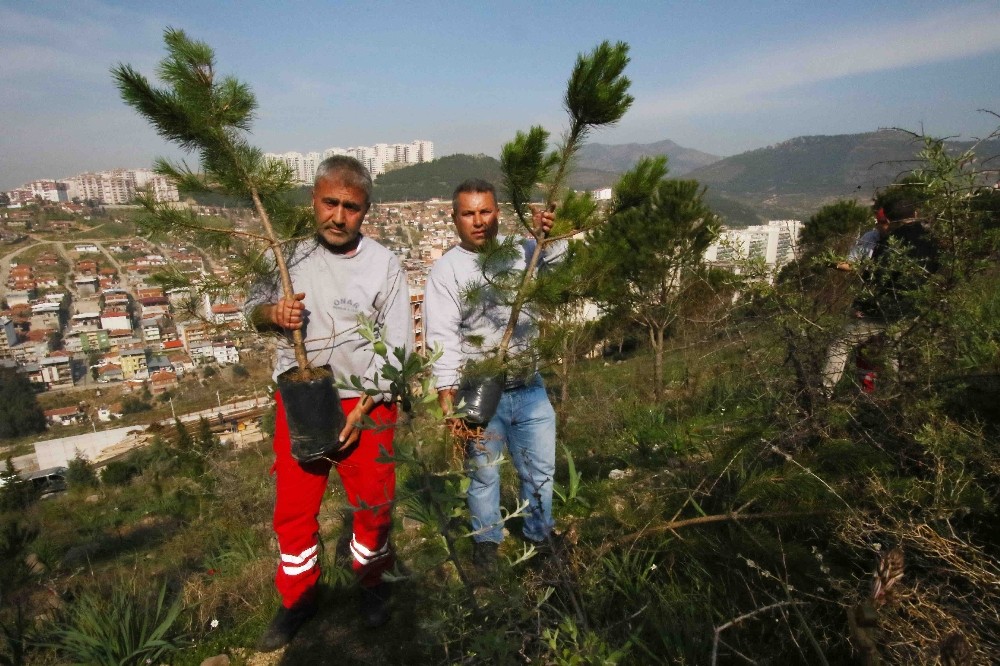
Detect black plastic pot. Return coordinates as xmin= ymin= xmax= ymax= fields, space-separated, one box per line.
xmin=455 ymin=374 xmax=503 ymax=426
xmin=277 ymin=366 xmax=345 ymax=463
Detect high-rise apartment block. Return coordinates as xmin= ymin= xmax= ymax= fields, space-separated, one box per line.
xmin=704 ymin=220 xmax=803 ymax=269
xmin=5 ymin=169 xmax=179 ymax=206
xmin=266 ymin=140 xmax=434 ymax=184
xmin=61 ymin=168 xmax=179 ymax=205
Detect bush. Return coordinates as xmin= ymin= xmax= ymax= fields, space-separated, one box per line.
xmin=66 ymin=454 xmax=98 ymax=489
xmin=100 ymin=460 xmax=141 ymax=487
xmin=120 ymin=396 xmax=152 ymax=415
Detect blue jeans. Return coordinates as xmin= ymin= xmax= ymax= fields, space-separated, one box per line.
xmin=466 ymin=374 xmax=556 ymax=544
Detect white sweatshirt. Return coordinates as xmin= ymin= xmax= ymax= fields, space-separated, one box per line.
xmin=245 ymin=236 xmax=412 ymax=399
xmin=424 ymin=235 xmax=566 ymax=389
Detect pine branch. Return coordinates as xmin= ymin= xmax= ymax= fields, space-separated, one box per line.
xmin=496 ymin=41 xmax=633 ymax=363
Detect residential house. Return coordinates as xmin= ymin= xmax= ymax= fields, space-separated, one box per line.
xmin=44 ymin=405 xmax=82 ymax=426
xmin=212 ymin=342 xmax=240 ymax=366
xmin=97 ymin=403 xmax=124 ymax=421
xmin=100 ymin=308 xmax=131 ymax=331
xmin=165 ymin=350 xmax=195 ymax=376
xmin=96 ymin=363 xmax=124 ymax=383
xmin=141 ymin=318 xmax=161 ymax=344
xmin=149 ymin=369 xmax=178 ymax=395
xmin=210 ymin=302 xmax=244 ymax=326
xmin=76 ymin=259 xmax=99 ymax=275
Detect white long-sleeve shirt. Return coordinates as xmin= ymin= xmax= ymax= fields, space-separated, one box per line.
xmin=424 ymin=235 xmax=566 ymax=389
xmin=245 ymin=236 xmax=412 ymax=399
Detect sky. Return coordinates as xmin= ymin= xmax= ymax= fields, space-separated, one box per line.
xmin=2 ymin=0 xmax=1000 ymax=190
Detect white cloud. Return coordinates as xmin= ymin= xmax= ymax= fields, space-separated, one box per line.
xmin=634 ymin=5 xmax=1000 ymax=120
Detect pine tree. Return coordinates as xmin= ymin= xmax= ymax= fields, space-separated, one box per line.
xmin=493 ymin=41 xmax=634 ymax=364
xmin=583 ymin=157 xmax=720 ymax=400
xmin=112 ymin=28 xmax=315 ymax=376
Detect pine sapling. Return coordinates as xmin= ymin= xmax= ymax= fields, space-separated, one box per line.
xmin=112 ymin=28 xmax=315 ymax=376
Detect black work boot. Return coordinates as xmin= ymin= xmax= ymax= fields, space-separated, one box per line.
xmin=257 ymin=596 xmax=318 ymax=652
xmin=472 ymin=541 xmax=499 ymax=573
xmin=360 ymin=582 xmax=391 ymax=629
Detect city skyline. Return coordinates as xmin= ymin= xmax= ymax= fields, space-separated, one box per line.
xmin=3 ymin=1 xmax=1000 ymax=190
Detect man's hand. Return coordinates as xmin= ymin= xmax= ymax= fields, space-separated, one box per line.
xmin=270 ymin=292 xmax=306 ymax=330
xmin=337 ymin=397 xmax=373 ymax=450
xmin=438 ymin=388 xmax=457 ymax=416
xmin=530 ymin=204 xmax=556 ymax=237
xmin=834 ymin=261 xmax=852 ymax=272
xmin=437 ymin=388 xmax=465 ymax=436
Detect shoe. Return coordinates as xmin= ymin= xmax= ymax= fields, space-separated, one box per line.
xmin=526 ymin=532 xmax=564 ymax=560
xmin=360 ymin=583 xmax=391 ymax=629
xmin=257 ymin=597 xmax=318 ymax=652
xmin=472 ymin=541 xmax=499 ymax=573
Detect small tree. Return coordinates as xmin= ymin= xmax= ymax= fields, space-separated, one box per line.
xmin=112 ymin=28 xmax=314 ymax=376
xmin=196 ymin=416 xmax=218 ymax=453
xmin=798 ymin=199 xmax=872 ymax=256
xmin=0 ymin=457 xmax=35 ymax=512
xmin=490 ymin=41 xmax=634 ymax=368
xmin=66 ymin=453 xmax=99 ymax=489
xmin=583 ymin=157 xmax=720 ymax=401
xmin=0 ymin=369 xmax=46 ymax=439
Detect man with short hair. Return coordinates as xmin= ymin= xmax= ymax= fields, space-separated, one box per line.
xmin=424 ymin=179 xmax=562 ymax=570
xmin=246 ymin=155 xmax=412 ymax=650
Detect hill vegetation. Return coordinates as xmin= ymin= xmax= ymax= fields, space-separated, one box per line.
xmin=372 ymin=154 xmax=504 ymax=202
xmin=688 ymin=130 xmax=1000 ymax=218
xmin=576 ymin=138 xmax=720 ymax=176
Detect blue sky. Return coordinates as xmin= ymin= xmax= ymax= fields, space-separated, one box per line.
xmin=2 ymin=0 xmax=999 ymax=189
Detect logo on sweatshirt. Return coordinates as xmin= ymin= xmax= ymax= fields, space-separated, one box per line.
xmin=331 ymin=297 xmax=361 ymax=313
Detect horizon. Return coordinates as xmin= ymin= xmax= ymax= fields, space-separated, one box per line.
xmin=3 ymin=0 xmax=1000 ymax=190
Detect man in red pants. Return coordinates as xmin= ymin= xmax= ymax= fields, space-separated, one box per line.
xmin=246 ymin=156 xmax=412 ymax=651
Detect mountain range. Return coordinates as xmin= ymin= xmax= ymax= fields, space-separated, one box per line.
xmin=371 ymin=130 xmax=999 ymax=225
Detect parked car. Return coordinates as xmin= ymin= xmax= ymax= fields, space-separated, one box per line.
xmin=26 ymin=467 xmax=68 ymax=497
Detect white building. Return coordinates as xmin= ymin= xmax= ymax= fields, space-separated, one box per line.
xmin=705 ymin=220 xmax=803 ymax=270
xmin=266 ymin=139 xmax=435 ymax=183
xmin=28 ymin=181 xmax=68 ymax=203
xmin=61 ymin=168 xmax=178 ymax=204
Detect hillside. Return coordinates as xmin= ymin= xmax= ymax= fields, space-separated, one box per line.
xmin=576 ymin=138 xmax=720 ymax=177
xmin=372 ymin=154 xmax=503 ymax=202
xmin=687 ymin=130 xmax=1000 ymax=218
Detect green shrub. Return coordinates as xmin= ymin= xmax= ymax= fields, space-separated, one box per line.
xmin=65 ymin=454 xmax=98 ymax=489
xmin=120 ymin=396 xmax=152 ymax=415
xmin=100 ymin=460 xmax=141 ymax=487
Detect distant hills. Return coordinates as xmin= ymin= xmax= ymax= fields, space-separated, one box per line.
xmin=360 ymin=131 xmax=1000 ymax=225
xmin=576 ymin=139 xmax=720 ymax=177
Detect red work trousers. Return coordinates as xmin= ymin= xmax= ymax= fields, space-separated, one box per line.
xmin=271 ymin=392 xmax=397 ymax=609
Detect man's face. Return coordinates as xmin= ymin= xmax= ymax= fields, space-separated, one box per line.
xmin=312 ymin=177 xmax=369 ymax=251
xmin=453 ymin=191 xmax=499 ymax=251
xmin=876 ymin=219 xmax=890 ymax=238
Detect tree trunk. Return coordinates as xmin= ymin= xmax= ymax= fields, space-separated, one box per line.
xmin=648 ymin=325 xmax=665 ymax=402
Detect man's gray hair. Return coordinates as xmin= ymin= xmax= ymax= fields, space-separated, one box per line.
xmin=452 ymin=178 xmax=496 ymax=214
xmin=314 ymin=156 xmax=373 ymax=205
